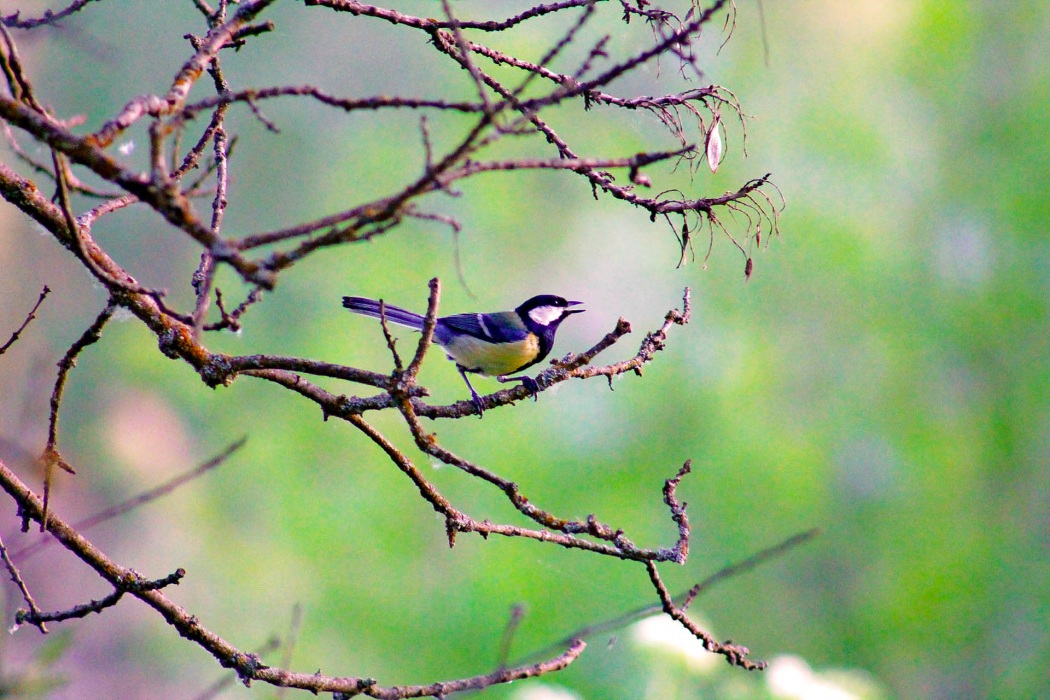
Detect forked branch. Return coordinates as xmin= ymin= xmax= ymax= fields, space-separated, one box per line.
xmin=0 ymin=0 xmax=789 ymax=691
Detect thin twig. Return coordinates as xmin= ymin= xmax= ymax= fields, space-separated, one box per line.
xmin=305 ymin=0 xmax=594 ymax=32
xmin=15 ymin=569 xmax=185 ymax=627
xmin=377 ymin=300 xmax=404 ymax=373
xmin=88 ymin=0 xmax=279 ymax=148
xmin=405 ymin=278 xmax=440 ymax=379
xmin=274 ymin=604 xmax=304 ymax=700
xmin=0 ymin=21 xmax=44 ymax=110
xmin=0 ymin=534 xmax=47 ymax=633
xmin=40 ymin=301 xmax=116 ymax=531
xmin=14 ymin=437 xmax=247 ymax=561
xmin=0 ymin=285 xmax=49 ymax=356
xmin=1 ymin=0 xmax=103 ymax=30
xmin=496 ymin=604 xmax=526 ymax=669
xmin=646 ymin=560 xmax=764 ymax=670
xmin=51 ymin=150 xmax=166 ymax=298
xmin=1 ymin=458 xmax=588 ymax=695
xmin=520 ymin=528 xmax=820 ymax=665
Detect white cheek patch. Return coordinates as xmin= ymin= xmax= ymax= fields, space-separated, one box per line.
xmin=528 ymin=305 xmax=563 ymax=326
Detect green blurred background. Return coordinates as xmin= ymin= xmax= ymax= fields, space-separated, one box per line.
xmin=0 ymin=1 xmax=1047 ymax=698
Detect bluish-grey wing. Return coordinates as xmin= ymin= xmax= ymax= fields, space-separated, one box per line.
xmin=438 ymin=311 xmax=528 ymax=344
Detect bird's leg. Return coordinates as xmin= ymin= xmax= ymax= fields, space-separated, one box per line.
xmin=457 ymin=365 xmax=485 ymax=417
xmin=497 ymin=374 xmax=540 ymax=401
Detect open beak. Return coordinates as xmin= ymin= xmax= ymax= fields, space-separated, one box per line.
xmin=566 ymin=301 xmax=585 ymax=315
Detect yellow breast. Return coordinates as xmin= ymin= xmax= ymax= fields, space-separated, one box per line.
xmin=444 ymin=333 xmax=540 ymax=376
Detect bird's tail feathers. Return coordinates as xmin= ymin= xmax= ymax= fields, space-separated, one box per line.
xmin=342 ymin=296 xmax=425 ymax=330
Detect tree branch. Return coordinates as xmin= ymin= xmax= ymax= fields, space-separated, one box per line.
xmin=0 ymin=285 xmax=49 ymax=356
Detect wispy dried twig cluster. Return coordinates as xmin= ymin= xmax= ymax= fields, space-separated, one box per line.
xmin=0 ymin=1 xmax=792 ymax=695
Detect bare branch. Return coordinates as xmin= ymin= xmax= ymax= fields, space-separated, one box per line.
xmin=0 ymin=285 xmax=49 ymax=356
xmin=0 ymin=100 xmax=273 ymax=288
xmin=1 ymin=0 xmax=103 ymax=30
xmin=0 ymin=534 xmax=47 ymax=633
xmin=646 ymin=560 xmax=765 ymax=670
xmin=304 ymin=0 xmax=595 ymax=32
xmin=0 ymin=459 xmax=587 ymax=695
xmin=40 ymin=300 xmax=116 ymax=531
xmin=0 ymin=2 xmax=786 ymax=691
xmin=520 ymin=529 xmax=819 ymax=666
xmin=88 ymin=0 xmax=279 ymax=149
xmin=15 ymin=569 xmax=185 ymax=627
xmin=405 ymin=277 xmax=441 ymax=379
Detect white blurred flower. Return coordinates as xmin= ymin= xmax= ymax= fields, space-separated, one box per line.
xmin=767 ymin=655 xmax=859 ymax=700
xmin=508 ymin=682 xmax=583 ymax=700
xmin=631 ymin=614 xmax=719 ymax=673
xmin=118 ymin=140 xmax=135 ymax=156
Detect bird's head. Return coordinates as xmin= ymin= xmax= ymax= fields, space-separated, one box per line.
xmin=516 ymin=294 xmax=585 ymax=331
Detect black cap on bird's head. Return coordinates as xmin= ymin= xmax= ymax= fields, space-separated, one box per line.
xmin=515 ymin=294 xmax=585 ymax=330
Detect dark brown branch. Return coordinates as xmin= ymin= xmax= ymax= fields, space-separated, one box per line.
xmin=0 ymin=22 xmax=48 ymax=114
xmin=88 ymin=0 xmax=278 ymax=148
xmin=395 ymin=393 xmax=695 ymax=560
xmin=580 ymin=0 xmax=730 ymax=97
xmin=0 ymin=285 xmax=49 ymax=355
xmin=377 ymin=300 xmax=405 ymax=373
xmin=52 ymin=150 xmax=165 ymax=298
xmin=422 ymin=24 xmax=767 ymax=239
xmin=646 ymin=560 xmax=765 ymax=670
xmin=78 ymin=194 xmax=140 ymax=225
xmin=0 ymin=534 xmax=47 ymax=633
xmin=225 ymin=355 xmax=396 ymax=390
xmin=346 ymin=412 xmax=467 ymax=530
xmin=440 ymin=0 xmax=494 ymax=115
xmin=40 ymin=300 xmax=116 ymax=531
xmin=184 ymin=86 xmax=485 ymax=119
xmin=15 ymin=569 xmax=186 ymax=626
xmin=2 ymin=121 xmax=123 ymax=198
xmin=305 ymin=0 xmax=594 ymax=32
xmin=439 ymin=148 xmax=695 ymax=179
xmin=405 ymin=277 xmax=441 ymax=379
xmin=186 ymin=30 xmax=235 ymax=334
xmin=661 ymin=461 xmax=692 ymax=564
xmin=521 ymin=528 xmax=819 ymax=666
xmin=0 ymin=459 xmax=586 ymax=695
xmin=1 ymin=0 xmax=103 ymax=30
xmin=0 ymin=99 xmax=273 ymax=288
xmin=341 ymin=382 xmax=691 ymax=560
xmin=191 ymin=124 xmax=230 ymax=338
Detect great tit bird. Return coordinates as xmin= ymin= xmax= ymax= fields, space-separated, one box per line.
xmin=342 ymin=294 xmax=584 ymax=415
